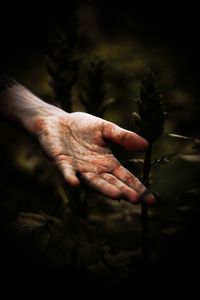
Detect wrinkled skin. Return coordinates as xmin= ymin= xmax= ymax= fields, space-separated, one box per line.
xmin=35 ymin=111 xmax=154 ymax=205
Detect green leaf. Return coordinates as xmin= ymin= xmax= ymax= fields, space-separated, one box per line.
xmin=132 ymin=112 xmax=142 ymax=128
xmin=168 ymin=133 xmax=193 ymax=141
xmin=151 ymin=153 xmax=177 ymax=165
xmin=179 ymin=154 xmax=200 ymax=163
xmin=129 ymin=158 xmax=144 ymax=164
xmin=98 ymin=97 xmax=116 ymax=113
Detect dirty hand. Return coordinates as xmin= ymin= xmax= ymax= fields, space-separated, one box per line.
xmin=35 ymin=110 xmax=154 ymax=205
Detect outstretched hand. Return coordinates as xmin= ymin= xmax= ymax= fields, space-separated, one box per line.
xmin=34 ymin=111 xmax=154 ymax=205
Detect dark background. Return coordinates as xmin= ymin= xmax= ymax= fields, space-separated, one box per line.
xmin=1 ymin=1 xmax=200 ymax=133
xmin=0 ymin=1 xmax=200 ymax=298
xmin=1 ymin=1 xmax=200 ymax=88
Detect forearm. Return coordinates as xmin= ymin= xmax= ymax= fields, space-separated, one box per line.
xmin=0 ymin=78 xmax=67 ymax=135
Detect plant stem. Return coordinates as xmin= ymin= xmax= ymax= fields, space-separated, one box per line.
xmin=142 ymin=142 xmax=152 ymax=268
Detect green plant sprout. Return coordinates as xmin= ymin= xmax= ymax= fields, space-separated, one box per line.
xmin=132 ymin=68 xmax=166 ymax=267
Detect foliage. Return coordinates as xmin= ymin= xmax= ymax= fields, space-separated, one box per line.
xmin=46 ymin=4 xmax=82 ymax=112
xmin=0 ymin=5 xmax=200 ymax=297
xmin=132 ymin=68 xmax=166 ymax=143
xmin=79 ymin=56 xmax=114 ymax=117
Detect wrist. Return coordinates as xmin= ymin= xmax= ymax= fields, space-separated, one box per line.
xmin=29 ymin=104 xmax=69 ymax=137
xmin=0 ymin=82 xmax=69 ymax=136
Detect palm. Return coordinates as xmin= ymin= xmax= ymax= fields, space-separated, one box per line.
xmin=39 ymin=112 xmax=154 ymax=205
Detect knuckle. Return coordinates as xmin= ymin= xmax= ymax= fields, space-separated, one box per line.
xmin=125 ymin=175 xmax=135 ymax=186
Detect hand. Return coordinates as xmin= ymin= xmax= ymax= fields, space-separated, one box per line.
xmin=34 ymin=110 xmax=154 ymax=205
xmin=0 ymin=83 xmax=154 ymax=204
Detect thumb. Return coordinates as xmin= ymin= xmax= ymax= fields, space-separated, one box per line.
xmin=103 ymin=121 xmax=148 ymax=151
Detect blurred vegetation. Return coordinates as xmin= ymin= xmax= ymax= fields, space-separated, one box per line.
xmin=0 ymin=1 xmax=200 ymax=298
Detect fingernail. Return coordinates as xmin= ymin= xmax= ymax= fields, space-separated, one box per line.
xmin=141 ymin=189 xmax=156 ymax=206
